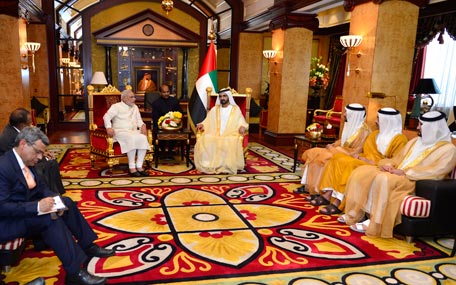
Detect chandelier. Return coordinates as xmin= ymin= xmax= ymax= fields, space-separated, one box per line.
xmin=161 ymin=0 xmax=173 ymax=15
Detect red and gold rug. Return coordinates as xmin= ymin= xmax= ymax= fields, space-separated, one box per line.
xmin=4 ymin=143 xmax=456 ymax=285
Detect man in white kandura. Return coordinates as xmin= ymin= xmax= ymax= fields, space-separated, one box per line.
xmin=343 ymin=111 xmax=456 ymax=238
xmin=194 ymin=88 xmax=248 ymax=174
xmin=103 ymin=89 xmax=151 ymax=177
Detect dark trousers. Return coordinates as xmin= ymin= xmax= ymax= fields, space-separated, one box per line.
xmin=24 ymin=197 xmax=97 ymax=274
xmin=35 ymin=159 xmax=66 ymax=194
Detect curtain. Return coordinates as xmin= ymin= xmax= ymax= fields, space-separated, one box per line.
xmin=323 ymin=37 xmax=345 ymax=110
xmin=423 ymin=31 xmax=456 ymax=116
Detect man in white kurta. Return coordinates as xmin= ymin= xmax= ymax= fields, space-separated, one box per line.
xmin=194 ymin=88 xmax=248 ymax=174
xmin=344 ymin=111 xmax=456 ymax=238
xmin=103 ymin=89 xmax=151 ymax=177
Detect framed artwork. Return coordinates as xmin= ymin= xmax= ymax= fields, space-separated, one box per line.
xmin=134 ymin=66 xmax=161 ymax=94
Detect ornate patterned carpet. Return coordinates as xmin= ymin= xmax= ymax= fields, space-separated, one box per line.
xmin=4 ymin=143 xmax=456 ymax=285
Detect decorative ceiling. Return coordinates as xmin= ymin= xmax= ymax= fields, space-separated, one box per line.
xmin=54 ymin=0 xmax=353 ymax=40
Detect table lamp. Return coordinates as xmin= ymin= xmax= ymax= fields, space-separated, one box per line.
xmin=410 ymin=78 xmax=440 ymax=118
xmin=90 ymin=71 xmax=108 ymax=92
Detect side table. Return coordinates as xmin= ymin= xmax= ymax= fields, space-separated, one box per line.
xmin=154 ymin=129 xmax=193 ymax=168
xmin=292 ymin=135 xmax=336 ymax=172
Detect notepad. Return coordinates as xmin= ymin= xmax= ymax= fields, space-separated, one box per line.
xmin=38 ymin=196 xmax=68 ymax=215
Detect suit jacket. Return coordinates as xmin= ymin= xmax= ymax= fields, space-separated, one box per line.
xmin=0 ymin=124 xmax=18 ymax=156
xmin=0 ymin=150 xmax=55 ymax=242
xmin=151 ymin=96 xmax=183 ymax=130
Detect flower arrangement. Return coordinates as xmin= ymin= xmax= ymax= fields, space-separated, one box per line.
xmin=158 ymin=111 xmax=183 ymax=130
xmin=309 ymin=57 xmax=330 ymax=91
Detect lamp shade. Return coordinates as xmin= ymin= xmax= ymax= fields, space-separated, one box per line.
xmin=412 ymin=78 xmax=441 ymax=94
xmin=90 ymin=71 xmax=108 ymax=85
xmin=23 ymin=42 xmax=41 ymax=53
xmin=262 ymin=50 xmax=277 ymax=59
xmin=340 ymin=35 xmax=363 ymax=48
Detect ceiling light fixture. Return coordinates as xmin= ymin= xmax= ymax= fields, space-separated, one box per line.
xmin=162 ymin=0 xmax=173 ymax=15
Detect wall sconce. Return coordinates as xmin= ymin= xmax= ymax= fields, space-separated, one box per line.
xmin=90 ymin=71 xmax=108 ymax=92
xmin=263 ymin=50 xmax=277 ymax=78
xmin=410 ymin=78 xmax=441 ymax=118
xmin=22 ymin=42 xmax=41 ymax=73
xmin=262 ymin=50 xmax=277 ymax=61
xmin=340 ymin=35 xmax=362 ymax=76
xmin=161 ymin=0 xmax=173 ymax=15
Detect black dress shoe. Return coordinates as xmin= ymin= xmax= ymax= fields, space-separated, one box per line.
xmin=138 ymin=170 xmax=149 ymax=177
xmin=65 ymin=269 xmax=107 ymax=285
xmin=293 ymin=186 xmax=308 ymax=194
xmin=25 ymin=277 xmax=45 ymax=285
xmin=128 ymin=171 xmax=141 ymax=177
xmin=85 ymin=244 xmax=115 ymax=258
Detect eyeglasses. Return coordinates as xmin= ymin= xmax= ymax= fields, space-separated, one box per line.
xmin=29 ymin=143 xmax=45 ymax=156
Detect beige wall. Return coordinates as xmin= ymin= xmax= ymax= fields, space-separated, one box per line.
xmin=237 ymin=33 xmax=263 ymax=99
xmin=0 ymin=16 xmax=27 ymax=127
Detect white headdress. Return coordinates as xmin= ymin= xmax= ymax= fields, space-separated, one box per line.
xmin=376 ymin=108 xmax=403 ymax=155
xmin=215 ymin=88 xmax=237 ymax=106
xmin=340 ymin=103 xmax=366 ymax=145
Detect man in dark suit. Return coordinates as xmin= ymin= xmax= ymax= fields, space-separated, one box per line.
xmin=0 ymin=126 xmax=114 ymax=285
xmin=152 ymin=84 xmax=183 ymax=157
xmin=0 ymin=108 xmax=65 ymax=194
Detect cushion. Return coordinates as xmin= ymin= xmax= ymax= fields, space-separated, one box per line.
xmin=31 ymin=97 xmax=47 ymax=116
xmin=400 ymin=195 xmax=431 ymax=218
xmin=0 ymin=238 xmax=25 ymax=250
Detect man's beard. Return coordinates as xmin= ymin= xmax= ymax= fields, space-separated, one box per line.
xmin=220 ymin=99 xmax=228 ymax=105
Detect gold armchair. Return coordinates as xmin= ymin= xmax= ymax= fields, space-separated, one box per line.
xmin=204 ymin=87 xmax=251 ymax=155
xmin=87 ymin=85 xmax=154 ymax=172
xmin=313 ymin=96 xmax=343 ymax=132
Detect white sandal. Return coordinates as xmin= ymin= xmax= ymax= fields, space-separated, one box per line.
xmin=350 ymin=219 xmax=370 ymax=233
xmin=337 ymin=214 xmax=346 ymax=224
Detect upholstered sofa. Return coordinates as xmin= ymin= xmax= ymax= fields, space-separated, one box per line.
xmin=394 ymin=179 xmax=456 ymax=256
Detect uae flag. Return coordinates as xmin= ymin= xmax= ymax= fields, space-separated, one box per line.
xmin=188 ymin=41 xmax=218 ymax=129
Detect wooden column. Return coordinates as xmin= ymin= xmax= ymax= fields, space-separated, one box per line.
xmin=342 ymin=1 xmax=419 ymax=129
xmin=264 ymin=14 xmax=319 ymax=145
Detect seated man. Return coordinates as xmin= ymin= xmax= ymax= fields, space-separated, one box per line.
xmin=0 ymin=108 xmax=65 ymax=194
xmin=343 ymin=111 xmax=456 ymax=238
xmin=294 ymin=104 xmax=370 ymax=199
xmin=316 ymin=108 xmax=408 ymax=215
xmin=103 ymin=89 xmax=150 ymax=177
xmin=194 ymin=88 xmax=248 ymax=174
xmin=151 ymin=84 xmax=183 ymax=157
xmin=0 ymin=126 xmax=114 ymax=285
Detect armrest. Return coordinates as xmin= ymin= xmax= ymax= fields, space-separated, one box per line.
xmin=326 ymin=110 xmax=341 ymax=119
xmin=414 ymin=179 xmax=456 ymax=218
xmin=314 ymin=108 xmax=333 ymax=117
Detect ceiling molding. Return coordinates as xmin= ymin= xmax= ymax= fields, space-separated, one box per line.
xmin=92 ymin=9 xmax=201 ymax=46
xmin=343 ymin=0 xmax=431 ymax=12
xmin=269 ymin=13 xmax=319 ymax=32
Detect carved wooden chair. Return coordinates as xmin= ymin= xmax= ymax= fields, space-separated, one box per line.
xmin=87 ymin=85 xmax=154 ymax=171
xmin=204 ymin=87 xmax=251 ymax=155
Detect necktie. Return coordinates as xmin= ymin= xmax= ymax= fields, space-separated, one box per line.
xmin=23 ymin=166 xmax=36 ymax=189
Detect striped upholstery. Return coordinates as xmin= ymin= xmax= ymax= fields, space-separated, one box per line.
xmin=0 ymin=238 xmax=25 ymax=251
xmin=401 ymin=195 xmax=431 ymax=218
